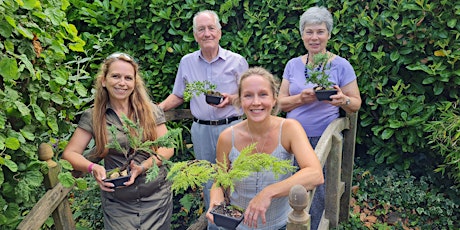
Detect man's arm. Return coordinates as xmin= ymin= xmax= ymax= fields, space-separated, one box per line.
xmin=159 ymin=94 xmax=184 ymax=111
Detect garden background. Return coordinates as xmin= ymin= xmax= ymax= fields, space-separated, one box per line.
xmin=0 ymin=0 xmax=459 ymax=229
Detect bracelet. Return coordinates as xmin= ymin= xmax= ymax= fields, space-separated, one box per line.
xmin=88 ymin=163 xmax=95 ymax=173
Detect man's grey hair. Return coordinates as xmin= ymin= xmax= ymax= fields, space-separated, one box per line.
xmin=193 ymin=10 xmax=222 ymax=33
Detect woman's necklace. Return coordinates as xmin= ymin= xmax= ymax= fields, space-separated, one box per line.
xmin=246 ymin=118 xmax=273 ymax=153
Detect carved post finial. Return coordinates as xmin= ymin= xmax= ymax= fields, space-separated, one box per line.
xmin=38 ymin=143 xmax=57 ymax=167
xmin=287 ymin=184 xmax=310 ymax=229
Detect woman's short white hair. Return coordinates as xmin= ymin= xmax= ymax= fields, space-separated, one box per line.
xmin=299 ymin=6 xmax=333 ymax=35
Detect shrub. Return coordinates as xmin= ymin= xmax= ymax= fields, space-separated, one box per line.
xmin=345 ymin=166 xmax=460 ymax=229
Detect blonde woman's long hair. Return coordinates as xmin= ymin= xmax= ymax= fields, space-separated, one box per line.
xmin=92 ymin=53 xmax=157 ymax=158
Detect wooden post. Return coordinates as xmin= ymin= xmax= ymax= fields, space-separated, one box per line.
xmin=287 ymin=185 xmax=310 ymax=230
xmin=41 ymin=143 xmax=75 ymax=230
xmin=324 ymin=130 xmax=344 ymax=228
xmin=339 ymin=112 xmax=358 ymax=222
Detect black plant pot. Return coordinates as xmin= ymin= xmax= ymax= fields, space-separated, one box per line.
xmin=211 ymin=206 xmax=244 ymax=229
xmin=315 ymin=89 xmax=337 ymax=101
xmin=206 ymin=94 xmax=223 ymax=105
xmin=103 ymin=169 xmax=131 ymax=187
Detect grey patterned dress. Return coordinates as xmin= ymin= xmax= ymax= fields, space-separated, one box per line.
xmin=229 ymin=119 xmax=294 ymax=230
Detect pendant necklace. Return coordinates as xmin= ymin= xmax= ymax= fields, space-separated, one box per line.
xmin=247 ymin=118 xmax=273 ymax=153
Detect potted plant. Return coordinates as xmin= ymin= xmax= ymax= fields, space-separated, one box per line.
xmin=104 ymin=115 xmax=182 ymax=186
xmin=183 ymin=80 xmax=224 ymax=105
xmin=305 ymin=52 xmax=337 ymax=101
xmin=166 ymin=143 xmax=296 ymax=228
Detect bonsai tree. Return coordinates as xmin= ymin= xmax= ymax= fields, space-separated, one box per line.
xmin=183 ymin=80 xmax=223 ymax=104
xmin=305 ymin=52 xmax=337 ymax=100
xmin=305 ymin=52 xmax=334 ymax=90
xmin=106 ymin=114 xmax=182 ymax=183
xmin=166 ymin=143 xmax=296 ymax=225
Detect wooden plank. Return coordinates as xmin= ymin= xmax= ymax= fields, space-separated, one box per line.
xmin=164 ymin=109 xmax=193 ymax=121
xmin=186 ymin=213 xmax=207 ymax=230
xmin=17 ymin=183 xmax=73 ymax=230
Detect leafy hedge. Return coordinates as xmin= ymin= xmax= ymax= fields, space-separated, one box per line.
xmin=1 ymin=0 xmax=459 ymax=228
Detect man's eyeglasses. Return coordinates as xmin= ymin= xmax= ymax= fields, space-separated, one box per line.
xmin=105 ymin=52 xmax=135 ymax=61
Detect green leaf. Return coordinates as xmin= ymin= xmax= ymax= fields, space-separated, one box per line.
xmin=51 ymin=94 xmax=64 ymax=104
xmin=58 ymin=171 xmax=75 ymax=187
xmin=17 ymin=24 xmax=34 ymax=39
xmin=447 ymin=19 xmax=457 ymax=28
xmin=24 ymin=170 xmax=43 ymax=187
xmin=5 ymin=137 xmax=20 ymax=150
xmin=14 ymin=101 xmax=30 ymax=116
xmin=75 ymin=81 xmax=88 ymax=97
xmin=4 ymin=158 xmax=18 ymax=172
xmin=381 ymin=129 xmax=394 ymax=140
xmin=75 ymin=177 xmax=87 ymax=190
xmin=47 ymin=116 xmax=59 ymax=134
xmin=20 ymin=128 xmax=35 ymax=141
xmin=22 ymin=0 xmax=40 ymax=10
xmin=59 ymin=159 xmax=74 ymax=171
xmin=31 ymin=104 xmax=46 ymax=123
xmin=0 ymin=57 xmax=19 ymax=81
xmin=18 ymin=54 xmax=35 ymax=78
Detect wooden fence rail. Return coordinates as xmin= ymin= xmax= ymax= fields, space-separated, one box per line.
xmin=17 ymin=109 xmax=357 ymax=230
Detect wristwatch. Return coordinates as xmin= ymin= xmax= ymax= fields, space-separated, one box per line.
xmin=345 ymin=97 xmax=351 ymax=105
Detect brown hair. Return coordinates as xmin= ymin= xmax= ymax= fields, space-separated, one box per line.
xmin=235 ymin=67 xmax=280 ymax=115
xmin=92 ymin=53 xmax=157 ymax=158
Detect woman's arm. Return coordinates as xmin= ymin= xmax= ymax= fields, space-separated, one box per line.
xmin=242 ymin=119 xmax=324 ymax=227
xmin=334 ymin=79 xmax=361 ymax=114
xmin=62 ymin=127 xmax=94 ymax=173
xmin=62 ymin=128 xmax=114 ymax=191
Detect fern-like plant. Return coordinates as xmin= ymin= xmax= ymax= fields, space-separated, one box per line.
xmin=166 ymin=143 xmax=296 ymax=207
xmin=106 ymin=114 xmax=182 ymax=182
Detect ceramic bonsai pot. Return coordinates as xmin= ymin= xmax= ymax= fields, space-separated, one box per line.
xmin=315 ymin=89 xmax=337 ymax=101
xmin=210 ymin=205 xmax=244 ymax=229
xmin=205 ymin=94 xmax=223 ymax=105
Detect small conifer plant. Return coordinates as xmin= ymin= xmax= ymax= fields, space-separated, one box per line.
xmin=305 ymin=52 xmax=334 ymax=90
xmin=166 ymin=143 xmax=296 ymax=223
xmin=183 ymin=80 xmax=223 ymax=104
xmin=106 ymin=115 xmax=182 ymax=182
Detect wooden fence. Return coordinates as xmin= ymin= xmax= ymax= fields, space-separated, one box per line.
xmin=17 ymin=109 xmax=357 ymax=230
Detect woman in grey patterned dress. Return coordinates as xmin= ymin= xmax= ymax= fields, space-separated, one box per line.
xmin=206 ymin=67 xmax=324 ymax=229
xmin=62 ymin=52 xmax=173 ymax=230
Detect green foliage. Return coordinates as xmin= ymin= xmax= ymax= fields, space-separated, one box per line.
xmin=183 ymin=80 xmax=217 ymax=102
xmin=305 ymin=52 xmax=334 ymax=89
xmin=344 ymin=167 xmax=460 ymax=229
xmin=321 ymin=0 xmax=460 ymax=168
xmin=0 ymin=0 xmax=93 ymax=227
xmin=69 ymin=177 xmax=104 ymax=230
xmin=2 ymin=0 xmax=459 ymax=228
xmin=167 ymin=143 xmax=296 ymax=204
xmin=424 ymin=101 xmax=460 ymax=187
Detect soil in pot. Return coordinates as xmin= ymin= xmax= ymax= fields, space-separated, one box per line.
xmin=103 ymin=168 xmax=130 ymax=187
xmin=210 ymin=204 xmax=244 ymax=229
xmin=205 ymin=91 xmax=223 ymax=105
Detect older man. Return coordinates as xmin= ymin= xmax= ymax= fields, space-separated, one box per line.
xmin=159 ymin=9 xmax=248 ymax=229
